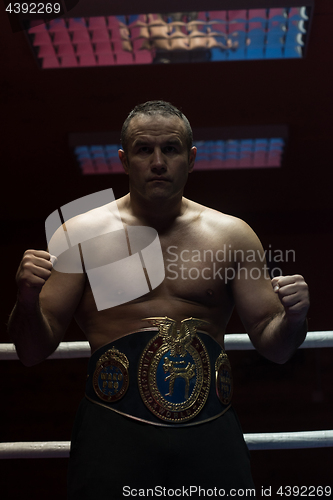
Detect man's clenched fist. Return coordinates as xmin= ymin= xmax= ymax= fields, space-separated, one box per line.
xmin=271 ymin=274 xmax=309 ymax=324
xmin=16 ymin=250 xmax=56 ymax=304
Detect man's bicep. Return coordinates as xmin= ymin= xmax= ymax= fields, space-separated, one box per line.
xmin=229 ymin=223 xmax=283 ymax=339
xmin=232 ymin=267 xmax=283 ymax=338
xmin=39 ymin=268 xmax=86 ymax=343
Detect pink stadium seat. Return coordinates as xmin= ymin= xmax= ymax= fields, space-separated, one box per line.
xmin=68 ymin=18 xmax=87 ymax=31
xmin=75 ymin=42 xmax=94 ymax=55
xmin=81 ymin=159 xmax=95 ymax=174
xmin=132 ymin=38 xmax=150 ymax=51
xmin=115 ymin=52 xmax=133 ymax=65
xmin=133 ymin=50 xmax=153 ymax=64
xmin=79 ymin=55 xmax=97 ymax=66
xmin=38 ymin=45 xmax=56 ymax=57
xmin=42 ymin=56 xmax=60 ymax=68
xmin=228 ymin=10 xmax=247 ymax=22
xmin=229 ymin=22 xmax=246 ymax=33
xmin=60 ymin=55 xmax=78 ymax=67
xmin=248 ymin=10 xmax=267 ymax=21
xmin=112 ymin=39 xmax=132 ymax=52
xmin=94 ymin=42 xmax=112 ymax=55
xmin=208 ymin=11 xmax=227 ymax=22
xmin=97 ymin=54 xmax=115 ymax=66
xmin=90 ymin=29 xmax=110 ymax=42
xmin=28 ymin=21 xmax=48 ymax=33
xmin=253 ymin=151 xmax=267 ymax=167
xmin=53 ymin=31 xmax=71 ymax=44
xmin=88 ymin=17 xmax=107 ymax=29
xmin=48 ymin=19 xmax=67 ymax=32
xmin=33 ymin=31 xmax=52 ymax=46
xmin=72 ymin=30 xmax=91 ymax=43
xmin=57 ymin=44 xmax=75 ymax=56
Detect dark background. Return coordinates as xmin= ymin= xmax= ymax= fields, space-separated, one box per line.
xmin=1 ymin=0 xmax=332 ymax=498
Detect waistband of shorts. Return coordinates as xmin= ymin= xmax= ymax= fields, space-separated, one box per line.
xmin=85 ymin=328 xmax=232 ymax=427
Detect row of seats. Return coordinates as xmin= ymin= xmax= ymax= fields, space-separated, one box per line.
xmin=40 ymin=43 xmax=302 ymax=68
xmin=28 ymin=9 xmax=307 ymax=33
xmin=36 ymin=32 xmax=304 ymax=57
xmin=33 ymin=27 xmax=305 ymax=49
xmin=30 ymin=20 xmax=306 ymax=51
xmin=77 ymin=155 xmax=282 ymax=175
xmin=41 ymin=52 xmax=153 ymax=68
xmin=74 ymin=140 xmax=283 ymax=174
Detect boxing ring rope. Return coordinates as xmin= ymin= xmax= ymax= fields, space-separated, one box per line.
xmin=1 ymin=331 xmax=333 ymax=360
xmin=1 ymin=331 xmax=332 ymax=459
xmin=1 ymin=430 xmax=333 ymax=459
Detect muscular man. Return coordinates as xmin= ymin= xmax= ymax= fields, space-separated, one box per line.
xmin=8 ymin=101 xmax=309 ymax=499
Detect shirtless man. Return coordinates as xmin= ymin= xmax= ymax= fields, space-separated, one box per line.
xmin=9 ymin=101 xmax=309 ymax=499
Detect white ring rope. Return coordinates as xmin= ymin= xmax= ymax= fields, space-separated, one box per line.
xmin=1 ymin=430 xmax=333 ymax=459
xmin=0 ymin=441 xmax=70 ymax=459
xmin=1 ymin=331 xmax=332 ymax=360
xmin=245 ymin=430 xmax=333 ymax=450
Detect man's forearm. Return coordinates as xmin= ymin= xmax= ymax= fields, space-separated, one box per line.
xmin=8 ymin=299 xmax=59 ymax=367
xmin=253 ymin=274 xmax=309 ymax=364
xmin=257 ymin=312 xmax=307 ymax=364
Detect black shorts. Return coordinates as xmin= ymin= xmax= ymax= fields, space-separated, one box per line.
xmin=67 ymin=398 xmax=256 ymax=499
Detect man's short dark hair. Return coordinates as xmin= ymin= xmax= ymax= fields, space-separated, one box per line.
xmin=121 ymin=100 xmax=193 ymax=154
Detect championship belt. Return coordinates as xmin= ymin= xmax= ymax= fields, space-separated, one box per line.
xmin=85 ymin=318 xmax=233 ymax=427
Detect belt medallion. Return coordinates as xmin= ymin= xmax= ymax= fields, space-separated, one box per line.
xmin=138 ymin=317 xmax=211 ymax=423
xmin=215 ymin=351 xmax=233 ymax=405
xmin=93 ymin=347 xmax=129 ymax=402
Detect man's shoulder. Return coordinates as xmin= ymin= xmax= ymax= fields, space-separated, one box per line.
xmin=187 ymin=198 xmax=250 ymax=232
xmin=186 ymin=198 xmax=262 ymax=251
xmin=48 ymin=200 xmax=122 ymax=252
xmin=64 ymin=199 xmax=123 ymax=234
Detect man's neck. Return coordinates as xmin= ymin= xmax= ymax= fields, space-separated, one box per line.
xmin=121 ymin=192 xmax=188 ymax=231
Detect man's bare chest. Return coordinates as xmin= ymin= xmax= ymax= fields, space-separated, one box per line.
xmin=156 ymin=230 xmax=235 ymax=308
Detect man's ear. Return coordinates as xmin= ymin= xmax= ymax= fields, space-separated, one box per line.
xmin=118 ymin=149 xmax=129 ymax=175
xmin=188 ymin=146 xmax=197 ymax=173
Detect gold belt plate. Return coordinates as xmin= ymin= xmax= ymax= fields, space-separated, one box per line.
xmin=138 ymin=317 xmax=211 ymax=423
xmin=93 ymin=347 xmax=129 ymax=402
xmin=215 ymin=351 xmax=233 ymax=405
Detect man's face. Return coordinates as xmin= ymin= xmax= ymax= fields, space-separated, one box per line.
xmin=119 ymin=114 xmax=196 ymax=203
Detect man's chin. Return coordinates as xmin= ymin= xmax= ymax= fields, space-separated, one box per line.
xmin=147 ymin=185 xmax=173 ymax=198
xmin=148 ymin=193 xmax=171 ymax=202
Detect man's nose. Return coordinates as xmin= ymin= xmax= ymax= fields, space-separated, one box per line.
xmin=151 ymin=148 xmax=166 ymax=171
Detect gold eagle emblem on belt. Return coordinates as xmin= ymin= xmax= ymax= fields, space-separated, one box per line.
xmin=138 ymin=317 xmax=211 ymax=423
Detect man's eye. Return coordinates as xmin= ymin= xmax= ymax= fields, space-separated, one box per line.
xmin=164 ymin=146 xmax=177 ymax=153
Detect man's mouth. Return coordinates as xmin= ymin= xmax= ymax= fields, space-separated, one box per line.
xmin=149 ymin=177 xmax=170 ymax=182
